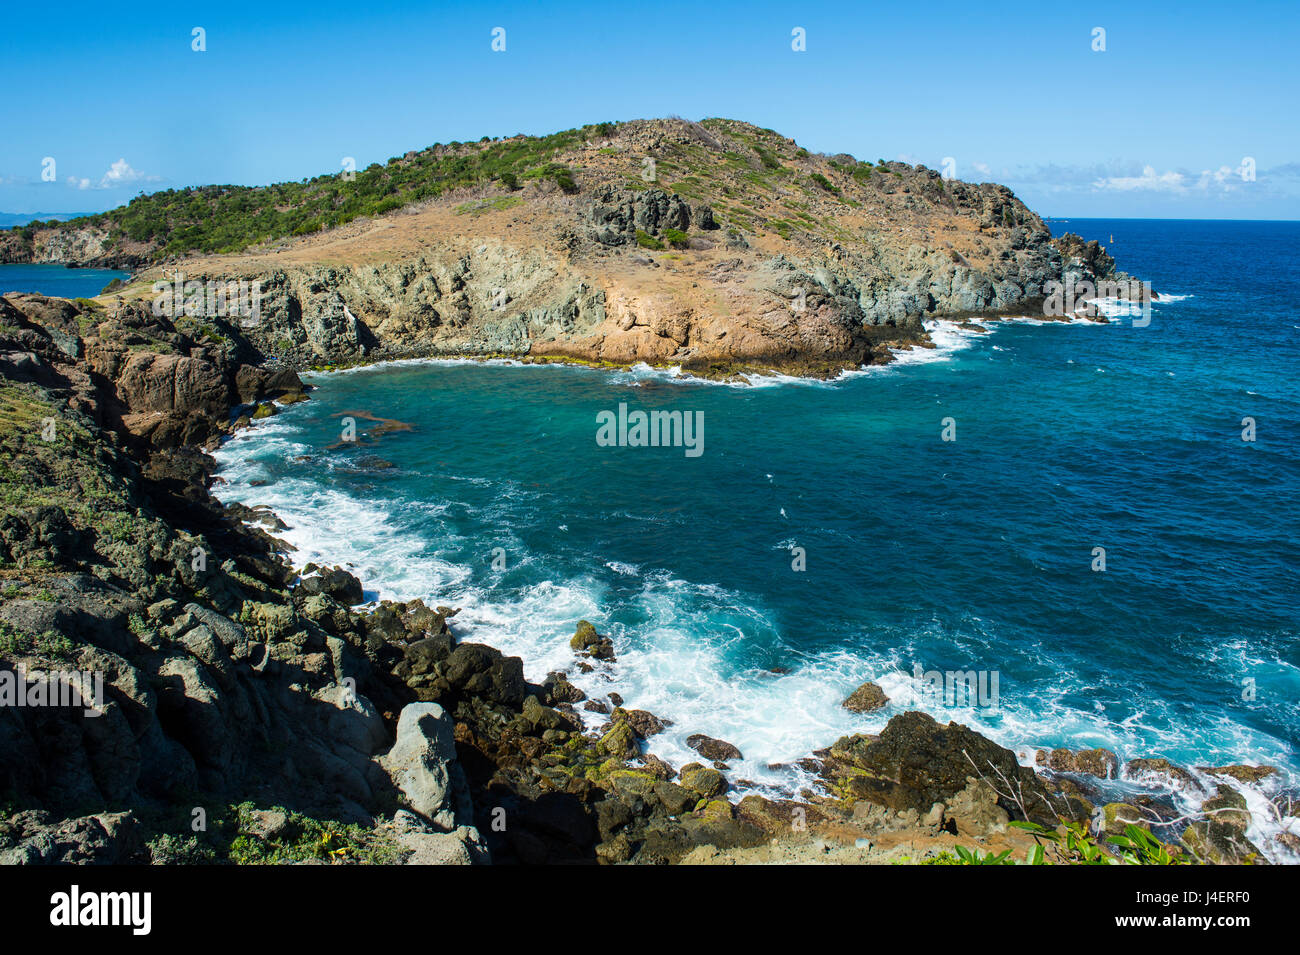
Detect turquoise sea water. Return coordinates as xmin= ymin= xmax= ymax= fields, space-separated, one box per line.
xmin=0 ymin=263 xmax=129 ymax=298
xmin=209 ymin=219 xmax=1298 ymax=853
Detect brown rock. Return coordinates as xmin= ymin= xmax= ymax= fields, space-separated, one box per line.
xmin=842 ymin=681 xmax=889 ymax=713
xmin=1195 ymin=764 xmax=1278 ymax=785
xmin=1035 ymin=747 xmax=1119 ymax=779
xmin=1126 ymin=757 xmax=1199 ymax=790
xmin=686 ymin=733 xmax=743 ymax=762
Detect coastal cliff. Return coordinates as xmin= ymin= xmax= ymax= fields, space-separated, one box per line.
xmin=0 ymin=291 xmax=1282 ymax=865
xmin=5 ymin=118 xmax=1128 ymax=378
xmin=0 ymin=118 xmax=1273 ymax=866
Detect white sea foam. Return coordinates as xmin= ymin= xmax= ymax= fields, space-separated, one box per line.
xmin=212 ymin=349 xmax=1296 ymax=858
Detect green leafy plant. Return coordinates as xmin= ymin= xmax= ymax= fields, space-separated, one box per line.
xmin=1008 ymin=820 xmax=1187 ymax=865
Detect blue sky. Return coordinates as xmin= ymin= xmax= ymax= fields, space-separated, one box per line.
xmin=3 ymin=0 xmax=1297 ymax=218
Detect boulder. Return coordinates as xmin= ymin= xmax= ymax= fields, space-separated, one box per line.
xmin=381 ymin=810 xmax=487 ymax=865
xmin=1035 ymin=747 xmax=1119 ymax=780
xmin=570 ymin=620 xmax=616 ymax=662
xmin=679 ymin=765 xmax=727 ymax=799
xmin=826 ymin=712 xmax=1063 ymax=826
xmin=1196 ymin=764 xmax=1278 ymax=785
xmin=298 ymin=567 xmax=364 ymax=606
xmin=598 ymin=720 xmax=639 ymax=759
xmin=842 ymin=681 xmax=889 ymax=713
xmin=378 ymin=703 xmax=467 ymax=831
xmin=946 ymin=777 xmax=1010 ymax=836
xmin=441 ymin=643 xmax=526 ymax=706
xmin=541 ymin=671 xmax=585 ymax=705
xmin=686 ymin=733 xmax=743 ymax=761
xmin=614 ymin=707 xmax=665 ymax=739
xmin=1125 ymin=757 xmax=1199 ymax=790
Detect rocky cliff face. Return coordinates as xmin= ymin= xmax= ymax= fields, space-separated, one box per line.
xmin=24 ymin=119 xmax=1128 ymax=377
xmin=0 ymin=293 xmax=1280 ymax=866
xmin=153 ymin=180 xmax=1123 ymax=377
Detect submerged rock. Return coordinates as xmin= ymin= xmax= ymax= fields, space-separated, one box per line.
xmin=1035 ymin=747 xmax=1119 ymax=780
xmin=1126 ymin=757 xmax=1200 ymax=791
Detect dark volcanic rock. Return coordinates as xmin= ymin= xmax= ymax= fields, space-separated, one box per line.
xmin=826 ymin=711 xmax=1064 ymax=827
xmin=686 ymin=733 xmax=743 ymax=761
xmin=298 ymin=566 xmax=364 ymax=605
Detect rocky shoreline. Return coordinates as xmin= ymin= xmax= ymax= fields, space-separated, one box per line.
xmin=1 ymin=289 xmax=1293 ymax=865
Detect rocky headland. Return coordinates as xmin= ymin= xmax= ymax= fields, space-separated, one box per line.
xmin=4 ymin=118 xmax=1131 ymax=379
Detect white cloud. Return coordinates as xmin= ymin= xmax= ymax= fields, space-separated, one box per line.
xmin=63 ymin=159 xmax=159 ymax=191
xmin=99 ymin=158 xmax=156 ymax=188
xmin=1092 ymin=165 xmax=1187 ymax=192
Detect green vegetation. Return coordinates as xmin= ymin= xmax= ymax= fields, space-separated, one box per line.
xmin=663 ymin=227 xmax=689 ymax=249
xmin=635 ymin=230 xmax=665 ymax=250
xmin=919 ymin=822 xmax=1191 ymax=866
xmin=0 ymin=621 xmax=75 ymax=661
xmin=754 ymin=145 xmax=784 ymax=171
xmin=138 ymin=801 xmax=404 ymax=865
xmin=809 ymin=172 xmax=840 ymax=195
xmin=14 ymin=123 xmax=615 ymax=260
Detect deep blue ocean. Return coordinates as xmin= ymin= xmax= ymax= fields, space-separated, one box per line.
xmin=0 ymin=263 xmax=129 ymax=298
xmin=13 ymin=221 xmax=1295 ymax=850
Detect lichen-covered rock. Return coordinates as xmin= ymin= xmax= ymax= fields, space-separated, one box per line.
xmin=679 ymin=765 xmax=727 ymax=799
xmin=1182 ymin=819 xmax=1266 ymax=865
xmin=825 ymin=712 xmax=1064 ymax=827
xmin=842 ymin=681 xmax=889 ymax=713
xmin=570 ymin=619 xmax=615 ymax=661
xmin=598 ymin=720 xmax=639 ymax=759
